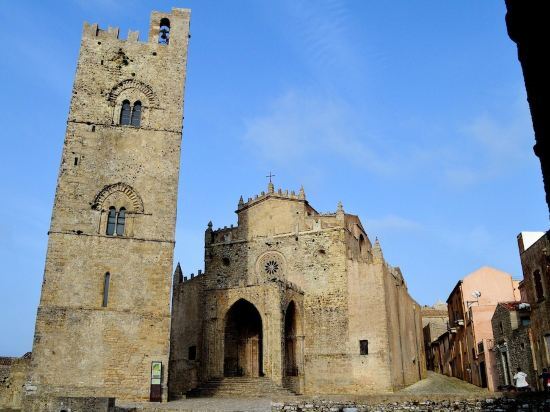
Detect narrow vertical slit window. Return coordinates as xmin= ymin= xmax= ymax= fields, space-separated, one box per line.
xmin=116 ymin=208 xmax=126 ymax=236
xmin=131 ymin=101 xmax=141 ymax=127
xmin=120 ymin=100 xmax=131 ymax=125
xmin=106 ymin=207 xmax=117 ymax=235
xmin=534 ymin=270 xmax=544 ymax=302
xmin=360 ymin=340 xmax=369 ymax=355
xmin=102 ymin=272 xmax=110 ymax=307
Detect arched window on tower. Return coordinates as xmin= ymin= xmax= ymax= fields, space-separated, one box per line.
xmin=106 ymin=207 xmax=117 ymax=235
xmin=116 ymin=208 xmax=126 ymax=236
xmin=130 ymin=101 xmax=142 ymax=127
xmin=120 ymin=100 xmax=131 ymax=125
xmin=159 ymin=18 xmax=170 ymax=45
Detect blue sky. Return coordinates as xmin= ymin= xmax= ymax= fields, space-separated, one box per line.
xmin=0 ymin=1 xmax=547 ymax=356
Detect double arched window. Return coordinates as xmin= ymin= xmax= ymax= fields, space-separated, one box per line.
xmin=119 ymin=100 xmax=142 ymax=127
xmin=106 ymin=207 xmax=126 ymax=236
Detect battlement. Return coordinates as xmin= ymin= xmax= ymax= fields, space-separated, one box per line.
xmin=82 ymin=8 xmax=190 ymax=44
xmin=237 ymin=182 xmax=307 ymax=212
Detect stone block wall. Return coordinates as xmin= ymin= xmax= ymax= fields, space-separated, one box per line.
xmin=0 ymin=353 xmax=30 ymax=410
xmin=519 ymin=232 xmax=550 ymax=378
xmin=28 ymin=8 xmax=190 ymax=403
xmin=491 ymin=303 xmax=536 ymax=389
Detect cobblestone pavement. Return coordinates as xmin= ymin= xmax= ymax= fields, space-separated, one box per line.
xmin=119 ymin=372 xmax=489 ymax=411
xmin=118 ymin=398 xmax=272 ymax=412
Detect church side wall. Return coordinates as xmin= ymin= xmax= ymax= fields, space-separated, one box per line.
xmin=383 ymin=268 xmax=426 ymax=390
xmin=299 ymin=229 xmax=353 ymax=394
xmin=346 ymin=258 xmax=393 ymax=392
xmin=169 ymin=277 xmax=204 ymax=399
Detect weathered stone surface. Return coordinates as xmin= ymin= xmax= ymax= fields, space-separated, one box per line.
xmin=22 ymin=395 xmax=115 ymax=412
xmin=518 ymin=231 xmax=550 ymax=391
xmin=26 ymin=8 xmax=190 ymax=403
xmin=270 ymin=395 xmax=550 ymax=412
xmin=491 ymin=302 xmax=535 ymax=390
xmin=0 ymin=353 xmax=30 ymax=410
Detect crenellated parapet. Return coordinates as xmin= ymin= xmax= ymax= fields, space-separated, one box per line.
xmin=237 ymin=183 xmax=307 ymax=212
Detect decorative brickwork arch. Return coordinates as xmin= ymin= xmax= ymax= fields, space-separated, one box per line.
xmin=92 ymin=182 xmax=144 ymax=213
xmin=107 ymin=79 xmax=158 ymax=108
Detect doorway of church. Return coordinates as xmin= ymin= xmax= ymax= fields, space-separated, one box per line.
xmin=224 ymin=299 xmax=263 ymax=377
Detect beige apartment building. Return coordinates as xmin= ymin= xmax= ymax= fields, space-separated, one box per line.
xmin=444 ymin=267 xmax=520 ymax=391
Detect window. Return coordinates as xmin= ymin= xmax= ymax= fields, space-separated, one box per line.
xmin=534 ymin=270 xmax=544 ymax=302
xmin=120 ymin=100 xmax=142 ymax=127
xmin=360 ymin=340 xmax=369 ymax=355
xmin=159 ymin=18 xmax=170 ymax=45
xmin=106 ymin=207 xmax=126 ymax=236
xmin=106 ymin=207 xmax=117 ymax=235
xmin=102 ymin=272 xmax=110 ymax=307
xmin=131 ymin=101 xmax=141 ymax=127
xmin=116 ymin=208 xmax=126 ymax=236
xmin=188 ymin=345 xmax=197 ymax=360
xmin=520 ymin=316 xmax=531 ymax=326
xmin=120 ymin=100 xmax=131 ymax=125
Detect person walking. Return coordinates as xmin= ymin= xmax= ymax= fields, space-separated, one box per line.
xmin=513 ymin=367 xmax=530 ymax=392
xmin=539 ymin=367 xmax=550 ymax=392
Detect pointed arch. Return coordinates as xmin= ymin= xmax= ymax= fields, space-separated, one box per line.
xmin=224 ymin=299 xmax=263 ymax=377
xmin=107 ymin=79 xmax=158 ymax=108
xmin=92 ymin=182 xmax=144 ymax=213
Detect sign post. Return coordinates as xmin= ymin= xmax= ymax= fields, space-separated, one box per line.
xmin=150 ymin=361 xmax=162 ymax=402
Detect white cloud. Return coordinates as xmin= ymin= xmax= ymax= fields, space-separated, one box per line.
xmin=72 ymin=0 xmax=122 ymax=12
xmin=443 ymin=94 xmax=533 ymax=186
xmin=367 ymin=215 xmax=423 ymax=233
xmin=242 ymin=90 xmax=394 ymax=175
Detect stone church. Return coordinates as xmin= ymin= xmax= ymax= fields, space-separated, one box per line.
xmin=21 ymin=7 xmax=425 ymax=407
xmin=169 ymin=183 xmax=426 ymax=397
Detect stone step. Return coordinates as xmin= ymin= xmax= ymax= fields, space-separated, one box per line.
xmin=187 ymin=377 xmax=296 ymax=398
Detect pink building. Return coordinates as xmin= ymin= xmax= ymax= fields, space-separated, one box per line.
xmin=446 ymin=267 xmax=520 ymax=391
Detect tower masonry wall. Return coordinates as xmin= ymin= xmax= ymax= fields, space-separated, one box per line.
xmin=28 ymin=8 xmax=190 ymax=403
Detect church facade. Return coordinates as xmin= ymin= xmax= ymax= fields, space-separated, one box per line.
xmin=169 ymin=183 xmax=426 ymax=397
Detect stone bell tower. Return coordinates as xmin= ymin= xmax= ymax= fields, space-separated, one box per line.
xmin=26 ymin=9 xmax=190 ymax=403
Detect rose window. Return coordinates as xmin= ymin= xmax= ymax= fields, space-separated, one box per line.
xmin=256 ymin=252 xmax=285 ymax=279
xmin=264 ymin=260 xmax=279 ymax=275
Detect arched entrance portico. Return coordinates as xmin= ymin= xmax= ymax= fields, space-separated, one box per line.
xmin=224 ymin=299 xmax=263 ymax=377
